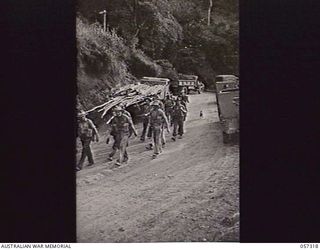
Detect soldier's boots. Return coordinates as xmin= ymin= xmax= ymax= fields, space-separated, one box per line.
xmin=114 ymin=158 xmax=129 ymax=167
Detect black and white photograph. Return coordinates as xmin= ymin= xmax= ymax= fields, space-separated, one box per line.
xmin=4 ymin=0 xmax=320 ymax=245
xmin=75 ymin=0 xmax=239 ymax=243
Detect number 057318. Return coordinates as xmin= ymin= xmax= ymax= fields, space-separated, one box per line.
xmin=300 ymin=244 xmax=319 ymax=248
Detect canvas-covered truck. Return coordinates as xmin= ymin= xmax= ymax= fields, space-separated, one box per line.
xmin=215 ymin=76 xmax=239 ymax=143
xmin=170 ymin=74 xmax=204 ymax=95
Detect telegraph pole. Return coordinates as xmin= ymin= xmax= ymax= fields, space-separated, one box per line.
xmin=99 ymin=10 xmax=107 ymax=32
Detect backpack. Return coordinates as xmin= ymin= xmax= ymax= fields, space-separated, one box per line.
xmin=173 ymin=105 xmax=185 ymax=119
xmin=79 ymin=119 xmax=94 ymax=139
xmin=112 ymin=115 xmax=130 ymax=134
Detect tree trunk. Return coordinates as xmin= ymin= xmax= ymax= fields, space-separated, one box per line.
xmin=207 ymin=0 xmax=213 ymax=26
xmin=133 ymin=0 xmax=138 ymax=29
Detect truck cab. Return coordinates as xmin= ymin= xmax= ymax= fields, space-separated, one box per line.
xmin=215 ymin=75 xmax=239 ymax=143
xmin=215 ymin=75 xmax=239 ymax=84
xmin=169 ymin=74 xmax=204 ymax=95
xmin=176 ymin=75 xmax=203 ymax=94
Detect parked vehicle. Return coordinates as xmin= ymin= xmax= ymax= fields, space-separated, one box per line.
xmin=215 ymin=75 xmax=239 ymax=143
xmin=170 ymin=74 xmax=203 ymax=95
xmin=215 ymin=74 xmax=239 ymax=84
xmin=215 ymin=75 xmax=239 ymax=118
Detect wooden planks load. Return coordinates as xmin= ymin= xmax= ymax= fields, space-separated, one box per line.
xmin=86 ymin=83 xmax=165 ymax=118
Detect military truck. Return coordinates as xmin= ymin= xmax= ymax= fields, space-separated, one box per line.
xmin=215 ymin=75 xmax=239 ymax=143
xmin=170 ymin=74 xmax=204 ymax=95
xmin=215 ymin=75 xmax=239 ymax=117
xmin=215 ymin=75 xmax=239 ymax=84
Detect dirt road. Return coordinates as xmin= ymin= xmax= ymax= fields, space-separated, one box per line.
xmin=76 ymin=92 xmax=239 ymax=242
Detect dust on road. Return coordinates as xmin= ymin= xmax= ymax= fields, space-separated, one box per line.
xmin=76 ymin=92 xmax=239 ymax=242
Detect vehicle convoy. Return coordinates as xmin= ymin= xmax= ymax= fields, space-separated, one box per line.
xmin=215 ymin=75 xmax=239 ymax=143
xmin=170 ymin=74 xmax=204 ymax=95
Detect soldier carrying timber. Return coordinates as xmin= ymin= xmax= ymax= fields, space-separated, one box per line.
xmin=106 ymin=105 xmax=138 ymax=167
xmin=76 ymin=76 xmax=196 ymax=170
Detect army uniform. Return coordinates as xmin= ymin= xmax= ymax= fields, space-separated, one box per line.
xmin=140 ymin=101 xmax=151 ymax=142
xmin=172 ymin=103 xmax=187 ymax=140
xmin=149 ymin=101 xmax=170 ymax=158
xmin=108 ymin=109 xmax=137 ymax=165
xmin=164 ymin=96 xmax=175 ymax=125
xmin=77 ymin=114 xmax=99 ymax=170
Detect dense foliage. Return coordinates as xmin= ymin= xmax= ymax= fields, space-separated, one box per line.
xmin=77 ymin=0 xmax=238 ymax=109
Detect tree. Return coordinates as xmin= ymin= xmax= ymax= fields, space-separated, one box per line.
xmin=207 ymin=0 xmax=213 ymax=26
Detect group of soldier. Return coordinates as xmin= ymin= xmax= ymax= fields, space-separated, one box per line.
xmin=76 ymin=92 xmax=189 ymax=171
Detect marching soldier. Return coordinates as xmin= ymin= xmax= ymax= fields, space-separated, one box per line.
xmin=77 ymin=111 xmax=99 ymax=171
xmin=140 ymin=98 xmax=151 ymax=142
xmin=149 ymin=100 xmax=170 ymax=158
xmin=179 ymin=91 xmax=189 ymax=116
xmin=164 ymin=94 xmax=175 ymax=125
xmin=107 ymin=106 xmax=137 ymax=166
xmin=145 ymin=97 xmax=166 ymax=150
xmin=105 ymin=107 xmax=117 ymax=154
xmin=119 ymin=103 xmax=135 ymax=138
xmin=171 ymin=99 xmax=187 ymax=141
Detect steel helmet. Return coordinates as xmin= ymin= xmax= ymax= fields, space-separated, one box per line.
xmin=78 ymin=110 xmax=86 ymax=117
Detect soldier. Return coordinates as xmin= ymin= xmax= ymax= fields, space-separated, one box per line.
xmin=77 ymin=111 xmax=99 ymax=171
xmin=119 ymin=103 xmax=134 ymax=137
xmin=107 ymin=106 xmax=137 ymax=166
xmin=105 ymin=108 xmax=117 ymax=151
xmin=171 ymin=99 xmax=187 ymax=141
xmin=145 ymin=96 xmax=166 ymax=150
xmin=149 ymin=100 xmax=170 ymax=158
xmin=140 ymin=98 xmax=151 ymax=142
xmin=179 ymin=91 xmax=189 ymax=112
xmin=164 ymin=94 xmax=175 ymax=125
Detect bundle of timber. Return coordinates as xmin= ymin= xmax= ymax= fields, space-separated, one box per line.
xmin=86 ymin=83 xmax=164 ymax=118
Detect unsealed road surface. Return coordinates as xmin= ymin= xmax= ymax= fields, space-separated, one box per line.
xmin=77 ymin=92 xmax=239 ymax=242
